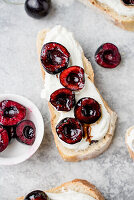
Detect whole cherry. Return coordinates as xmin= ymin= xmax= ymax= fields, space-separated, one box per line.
xmin=25 ymin=0 xmax=51 ymax=19
xmin=122 ymin=0 xmax=134 ymax=5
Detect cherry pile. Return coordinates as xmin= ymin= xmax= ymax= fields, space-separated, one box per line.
xmin=41 ymin=42 xmax=102 ymax=145
xmin=0 ymin=100 xmax=36 ymax=153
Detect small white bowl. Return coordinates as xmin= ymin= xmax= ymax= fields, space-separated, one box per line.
xmin=0 ymin=94 xmax=44 ymax=165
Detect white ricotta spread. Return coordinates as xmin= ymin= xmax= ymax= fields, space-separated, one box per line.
xmin=46 ymin=190 xmax=96 ymax=200
xmin=127 ymin=128 xmax=134 ymax=152
xmin=97 ymin=0 xmax=134 ymax=17
xmin=41 ymin=25 xmax=110 ymax=150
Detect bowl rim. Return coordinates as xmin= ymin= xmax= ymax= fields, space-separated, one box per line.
xmin=0 ymin=93 xmax=44 ymax=166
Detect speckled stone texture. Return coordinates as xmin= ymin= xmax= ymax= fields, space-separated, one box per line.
xmin=0 ymin=0 xmax=134 ymax=199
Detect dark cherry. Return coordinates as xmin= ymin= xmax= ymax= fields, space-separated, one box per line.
xmin=4 ymin=126 xmax=16 ymax=141
xmin=56 ymin=118 xmax=83 ymax=144
xmin=0 ymin=126 xmax=9 ymax=152
xmin=24 ymin=190 xmax=48 ymax=200
xmin=25 ymin=0 xmax=51 ymax=19
xmin=122 ymin=0 xmax=134 ymax=5
xmin=95 ymin=43 xmax=121 ymax=68
xmin=60 ymin=66 xmax=85 ymax=91
xmin=41 ymin=42 xmax=70 ymax=74
xmin=90 ymin=140 xmax=98 ymax=144
xmin=0 ymin=100 xmax=26 ymax=126
xmin=50 ymin=88 xmax=75 ymax=111
xmin=16 ymin=120 xmax=36 ymax=145
xmin=74 ymin=97 xmax=101 ymax=124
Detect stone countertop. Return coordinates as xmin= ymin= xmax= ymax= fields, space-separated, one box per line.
xmin=0 ymin=0 xmax=134 ymax=199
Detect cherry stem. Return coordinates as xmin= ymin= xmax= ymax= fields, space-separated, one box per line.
xmin=3 ymin=0 xmax=24 ymax=5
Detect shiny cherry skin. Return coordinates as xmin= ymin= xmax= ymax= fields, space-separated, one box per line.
xmin=0 ymin=100 xmax=26 ymax=126
xmin=95 ymin=43 xmax=121 ymax=68
xmin=41 ymin=42 xmax=70 ymax=74
xmin=25 ymin=0 xmax=51 ymax=19
xmin=60 ymin=66 xmax=85 ymax=91
xmin=50 ymin=88 xmax=75 ymax=111
xmin=24 ymin=190 xmax=48 ymax=200
xmin=56 ymin=118 xmax=83 ymax=144
xmin=16 ymin=120 xmax=36 ymax=145
xmin=122 ymin=0 xmax=134 ymax=5
xmin=74 ymin=97 xmax=101 ymax=124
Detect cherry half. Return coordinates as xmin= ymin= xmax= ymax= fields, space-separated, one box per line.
xmin=0 ymin=126 xmax=9 ymax=152
xmin=25 ymin=0 xmax=51 ymax=19
xmin=50 ymin=88 xmax=75 ymax=111
xmin=95 ymin=43 xmax=121 ymax=68
xmin=24 ymin=190 xmax=48 ymax=200
xmin=41 ymin=42 xmax=70 ymax=74
xmin=0 ymin=100 xmax=26 ymax=126
xmin=4 ymin=126 xmax=16 ymax=141
xmin=60 ymin=66 xmax=85 ymax=91
xmin=74 ymin=97 xmax=101 ymax=124
xmin=16 ymin=120 xmax=36 ymax=145
xmin=56 ymin=118 xmax=83 ymax=144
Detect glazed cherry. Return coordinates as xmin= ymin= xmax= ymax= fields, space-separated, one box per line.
xmin=0 ymin=100 xmax=26 ymax=126
xmin=60 ymin=66 xmax=85 ymax=91
xmin=24 ymin=190 xmax=48 ymax=200
xmin=95 ymin=43 xmax=121 ymax=68
xmin=0 ymin=126 xmax=9 ymax=152
xmin=50 ymin=88 xmax=75 ymax=111
xmin=122 ymin=0 xmax=134 ymax=5
xmin=74 ymin=97 xmax=101 ymax=124
xmin=41 ymin=42 xmax=70 ymax=74
xmin=56 ymin=118 xmax=83 ymax=144
xmin=25 ymin=0 xmax=51 ymax=19
xmin=16 ymin=120 xmax=36 ymax=145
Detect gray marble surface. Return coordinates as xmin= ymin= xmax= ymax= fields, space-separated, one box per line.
xmin=0 ymin=0 xmax=134 ymax=199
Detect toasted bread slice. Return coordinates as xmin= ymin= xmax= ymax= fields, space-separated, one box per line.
xmin=78 ymin=0 xmax=134 ymax=31
xmin=125 ymin=126 xmax=134 ymax=160
xmin=17 ymin=179 xmax=105 ymax=200
xmin=37 ymin=28 xmax=117 ymax=162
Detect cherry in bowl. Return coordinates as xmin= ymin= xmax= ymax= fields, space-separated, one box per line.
xmin=0 ymin=94 xmax=44 ymax=165
xmin=4 ymin=126 xmax=16 ymax=141
xmin=95 ymin=43 xmax=121 ymax=68
xmin=0 ymin=100 xmax=26 ymax=126
xmin=41 ymin=42 xmax=70 ymax=74
xmin=56 ymin=118 xmax=83 ymax=144
xmin=60 ymin=66 xmax=85 ymax=91
xmin=16 ymin=120 xmax=36 ymax=145
xmin=0 ymin=126 xmax=9 ymax=153
xmin=74 ymin=97 xmax=101 ymax=124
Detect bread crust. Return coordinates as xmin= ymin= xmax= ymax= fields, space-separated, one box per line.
xmin=17 ymin=179 xmax=105 ymax=200
xmin=125 ymin=126 xmax=134 ymax=160
xmin=78 ymin=0 xmax=134 ymax=31
xmin=37 ymin=28 xmax=117 ymax=161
